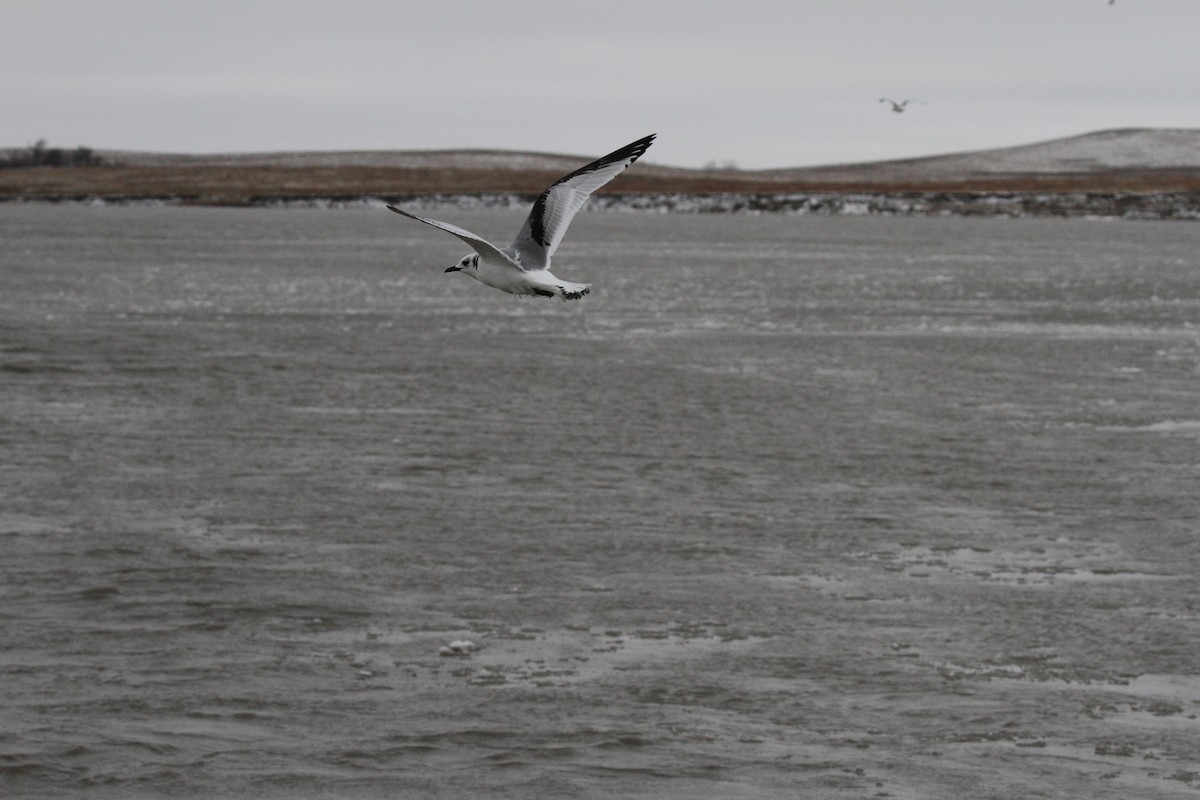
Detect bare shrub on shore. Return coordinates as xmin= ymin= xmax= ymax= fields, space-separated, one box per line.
xmin=1 ymin=139 xmax=103 ymax=168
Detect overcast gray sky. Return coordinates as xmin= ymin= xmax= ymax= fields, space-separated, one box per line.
xmin=3 ymin=0 xmax=1198 ymax=168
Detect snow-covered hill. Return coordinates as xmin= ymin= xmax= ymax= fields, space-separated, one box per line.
xmin=761 ymin=129 xmax=1200 ymax=181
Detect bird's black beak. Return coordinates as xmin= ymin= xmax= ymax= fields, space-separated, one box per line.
xmin=444 ymin=265 xmax=461 ymax=273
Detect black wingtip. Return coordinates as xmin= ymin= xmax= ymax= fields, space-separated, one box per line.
xmin=585 ymin=134 xmax=657 ymax=171
xmin=386 ymin=205 xmax=402 ymax=214
xmin=619 ymin=133 xmax=657 ymax=164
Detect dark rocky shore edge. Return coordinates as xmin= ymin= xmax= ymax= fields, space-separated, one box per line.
xmin=15 ymin=190 xmax=1200 ymax=220
xmin=368 ymin=190 xmax=1200 ymax=219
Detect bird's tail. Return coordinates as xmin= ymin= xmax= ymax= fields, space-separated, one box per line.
xmin=555 ymin=281 xmax=591 ymax=301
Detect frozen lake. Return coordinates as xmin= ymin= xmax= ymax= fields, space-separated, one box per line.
xmin=2 ymin=204 xmax=1199 ymax=798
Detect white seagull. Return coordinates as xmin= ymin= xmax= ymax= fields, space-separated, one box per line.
xmin=879 ymin=98 xmax=926 ymax=113
xmin=388 ymin=133 xmax=656 ymax=300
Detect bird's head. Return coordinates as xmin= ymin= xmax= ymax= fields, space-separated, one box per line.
xmin=445 ymin=253 xmax=479 ymax=274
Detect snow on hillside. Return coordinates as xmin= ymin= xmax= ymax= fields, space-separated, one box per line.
xmin=877 ymin=129 xmax=1200 ymax=174
xmin=91 ymin=148 xmax=593 ymax=171
xmin=768 ymin=129 xmax=1200 ymax=179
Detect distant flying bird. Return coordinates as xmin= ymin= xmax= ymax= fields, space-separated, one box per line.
xmin=879 ymin=98 xmax=926 ymax=113
xmin=388 ymin=134 xmax=656 ymax=300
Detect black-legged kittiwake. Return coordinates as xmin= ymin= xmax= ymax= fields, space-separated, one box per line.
xmin=388 ymin=133 xmax=656 ymax=300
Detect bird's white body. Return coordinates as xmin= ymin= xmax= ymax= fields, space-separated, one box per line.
xmin=472 ymin=259 xmax=590 ymax=300
xmin=388 ymin=134 xmax=656 ymax=300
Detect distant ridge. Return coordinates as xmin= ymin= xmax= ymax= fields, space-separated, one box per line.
xmin=4 ymin=128 xmax=1200 ymax=204
xmin=88 ymin=147 xmax=611 ymax=173
xmin=79 ymin=128 xmax=1200 ymax=175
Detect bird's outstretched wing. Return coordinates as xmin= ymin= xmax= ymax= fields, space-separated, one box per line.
xmin=509 ymin=133 xmax=656 ymax=269
xmin=387 ymin=206 xmax=519 ymax=269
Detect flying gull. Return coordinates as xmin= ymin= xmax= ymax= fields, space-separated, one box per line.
xmin=879 ymin=98 xmax=926 ymax=113
xmin=388 ymin=133 xmax=656 ymax=300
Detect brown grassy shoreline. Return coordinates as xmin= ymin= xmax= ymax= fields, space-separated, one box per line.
xmin=4 ymin=163 xmax=1200 ymax=206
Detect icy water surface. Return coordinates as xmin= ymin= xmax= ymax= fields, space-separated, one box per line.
xmin=2 ymin=204 xmax=1199 ymax=798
